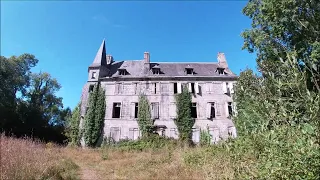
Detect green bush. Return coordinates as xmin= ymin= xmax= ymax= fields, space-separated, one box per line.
xmin=104 ymin=134 xmax=179 ymax=151
xmin=199 ymin=129 xmax=211 ymax=146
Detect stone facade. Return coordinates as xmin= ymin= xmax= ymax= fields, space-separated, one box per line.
xmin=80 ymin=40 xmax=238 ymax=145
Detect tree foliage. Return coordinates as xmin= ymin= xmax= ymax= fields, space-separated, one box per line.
xmin=83 ymin=83 xmax=106 ymax=147
xmin=0 ymin=54 xmax=69 ymax=143
xmin=229 ymin=0 xmax=320 ymax=178
xmin=242 ymin=0 xmax=320 ymax=90
xmin=137 ymin=94 xmax=152 ymax=136
xmin=65 ymin=103 xmax=81 ymax=146
xmin=175 ymin=86 xmax=194 ymax=144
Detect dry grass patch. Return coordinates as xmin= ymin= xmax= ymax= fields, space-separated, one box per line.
xmin=63 ymin=146 xmax=234 ymax=180
xmin=0 ymin=134 xmax=79 ymax=180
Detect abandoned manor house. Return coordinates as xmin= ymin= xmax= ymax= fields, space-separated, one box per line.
xmin=80 ymin=40 xmax=237 ymax=144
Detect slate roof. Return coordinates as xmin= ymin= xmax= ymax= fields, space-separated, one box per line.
xmin=89 ymin=40 xmax=237 ymax=78
xmin=107 ymin=60 xmax=237 ymax=77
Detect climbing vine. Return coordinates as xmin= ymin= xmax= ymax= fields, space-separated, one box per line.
xmin=137 ymin=94 xmax=153 ymax=137
xmin=175 ymin=85 xmax=194 ymax=144
xmin=83 ymin=83 xmax=106 ymax=147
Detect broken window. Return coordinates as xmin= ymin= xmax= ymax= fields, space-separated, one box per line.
xmin=118 ymin=69 xmax=128 ymax=75
xmin=134 ymin=103 xmax=138 ymax=118
xmin=217 ymin=68 xmax=225 ymax=75
xmin=227 ymin=102 xmax=233 ymax=118
xmin=191 ymin=103 xmax=197 ymax=118
xmin=112 ymin=103 xmax=121 ymax=118
xmin=173 ymin=83 xmax=178 ymax=94
xmin=151 ymin=102 xmax=159 ymax=119
xmin=206 ymin=102 xmax=216 ymax=119
xmin=188 ymin=83 xmax=195 ymax=93
xmin=186 ymin=68 xmax=194 ymax=75
xmin=91 ymin=72 xmax=96 ymax=79
xmin=89 ymin=85 xmax=94 ymax=92
xmin=210 ymin=102 xmax=216 ymax=118
xmin=153 ymin=83 xmax=159 ymax=94
xmin=152 ymin=69 xmax=160 ymax=75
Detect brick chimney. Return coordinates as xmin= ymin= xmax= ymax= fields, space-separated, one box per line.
xmin=217 ymin=52 xmax=228 ymax=68
xmin=144 ymin=52 xmax=150 ymax=64
xmin=144 ymin=52 xmax=150 ymax=74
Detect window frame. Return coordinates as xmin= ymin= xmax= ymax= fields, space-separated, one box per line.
xmin=112 ymin=102 xmax=122 ymax=118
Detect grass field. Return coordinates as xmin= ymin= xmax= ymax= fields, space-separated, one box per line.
xmin=0 ymin=135 xmax=235 ymax=180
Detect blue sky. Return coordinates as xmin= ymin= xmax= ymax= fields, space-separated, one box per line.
xmin=1 ymin=1 xmax=257 ymax=110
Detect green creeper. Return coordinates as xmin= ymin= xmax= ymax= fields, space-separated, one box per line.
xmin=175 ymin=85 xmax=194 ymax=144
xmin=83 ymin=83 xmax=106 ymax=147
xmin=137 ymin=94 xmax=153 ymax=137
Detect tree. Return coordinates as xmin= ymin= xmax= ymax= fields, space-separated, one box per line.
xmin=21 ymin=72 xmax=67 ymax=142
xmin=242 ymin=0 xmax=320 ymax=90
xmin=0 ymin=53 xmax=70 ymax=143
xmin=175 ymin=85 xmax=194 ymax=144
xmin=83 ymin=83 xmax=105 ymax=147
xmin=0 ymin=54 xmax=38 ymax=131
xmin=65 ymin=103 xmax=81 ymax=146
xmin=137 ymin=94 xmax=152 ymax=136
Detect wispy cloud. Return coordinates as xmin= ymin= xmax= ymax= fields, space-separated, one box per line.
xmin=92 ymin=15 xmax=126 ymax=28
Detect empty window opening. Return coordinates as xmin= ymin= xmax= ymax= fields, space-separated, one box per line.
xmin=228 ymin=102 xmax=233 ymax=117
xmin=191 ymin=103 xmax=197 ymax=118
xmin=118 ymin=69 xmax=128 ymax=75
xmin=152 ymin=69 xmax=160 ymax=74
xmin=89 ymin=85 xmax=94 ymax=92
xmin=226 ymin=82 xmax=230 ymax=94
xmin=134 ymin=103 xmax=138 ymax=118
xmin=191 ymin=83 xmax=195 ymax=93
xmin=217 ymin=68 xmax=225 ymax=75
xmin=154 ymin=83 xmax=157 ymax=94
xmin=210 ymin=103 xmax=216 ymax=118
xmin=92 ymin=72 xmax=96 ymax=79
xmin=186 ymin=68 xmax=193 ymax=75
xmin=112 ymin=103 xmax=121 ymax=118
xmin=173 ymin=83 xmax=178 ymax=94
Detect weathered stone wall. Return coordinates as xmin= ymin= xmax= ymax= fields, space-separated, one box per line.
xmin=80 ymin=79 xmax=237 ymax=144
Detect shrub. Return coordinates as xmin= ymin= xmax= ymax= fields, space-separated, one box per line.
xmin=105 ymin=134 xmax=179 ymax=151
xmin=199 ymin=129 xmax=211 ymax=146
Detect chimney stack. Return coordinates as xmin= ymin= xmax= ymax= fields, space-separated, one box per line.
xmin=217 ymin=52 xmax=228 ymax=68
xmin=144 ymin=52 xmax=150 ymax=64
xmin=143 ymin=52 xmax=150 ymax=74
xmin=106 ymin=54 xmax=113 ymax=65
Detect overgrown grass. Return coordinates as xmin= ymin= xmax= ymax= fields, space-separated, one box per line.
xmin=0 ymin=134 xmax=79 ymax=180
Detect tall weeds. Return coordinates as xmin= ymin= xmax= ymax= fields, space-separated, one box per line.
xmin=0 ymin=134 xmax=78 ymax=180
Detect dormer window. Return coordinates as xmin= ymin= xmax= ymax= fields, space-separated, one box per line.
xmin=186 ymin=68 xmax=194 ymax=75
xmin=152 ymin=68 xmax=160 ymax=75
xmin=217 ymin=68 xmax=225 ymax=75
xmin=152 ymin=65 xmax=161 ymax=75
xmin=91 ymin=72 xmax=96 ymax=79
xmin=118 ymin=69 xmax=128 ymax=75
